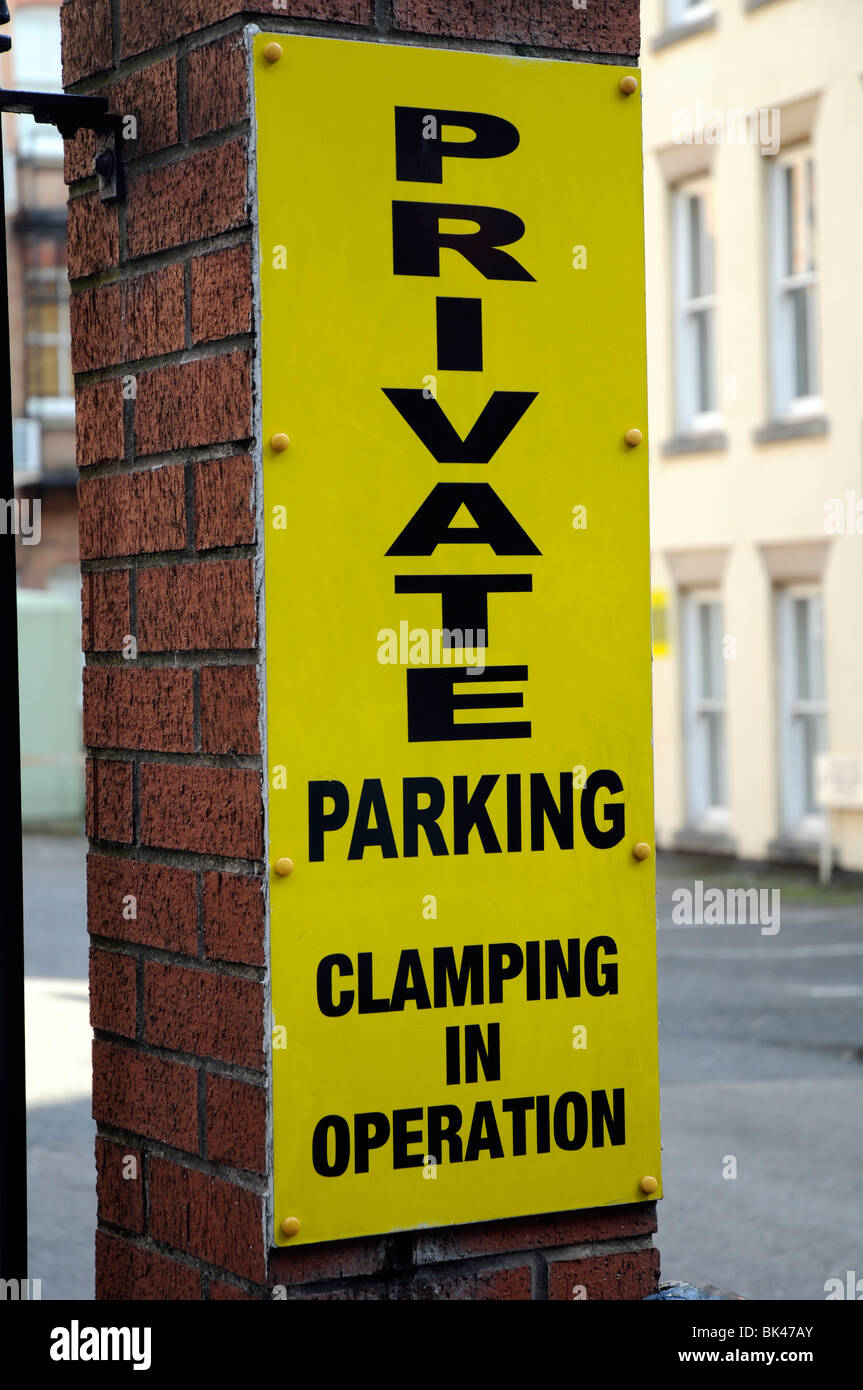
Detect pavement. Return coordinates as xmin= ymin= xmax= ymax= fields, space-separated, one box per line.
xmin=657 ymin=852 xmax=863 ymax=1301
xmin=20 ymin=835 xmax=863 ymax=1301
xmin=24 ymin=834 xmax=94 ymax=1301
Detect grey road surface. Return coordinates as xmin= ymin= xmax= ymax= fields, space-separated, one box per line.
xmin=657 ymin=853 xmax=863 ymax=1301
xmin=24 ymin=834 xmax=94 ymax=1301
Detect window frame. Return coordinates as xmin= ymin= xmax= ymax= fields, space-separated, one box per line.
xmin=776 ymin=585 xmax=828 ymax=840
xmin=667 ymin=0 xmax=715 ymax=26
xmin=672 ymin=176 xmax=721 ymax=437
xmin=682 ymin=589 xmax=729 ymax=831
xmin=767 ymin=145 xmax=821 ymax=421
xmin=12 ymin=4 xmax=64 ymax=162
xmin=23 ymin=260 xmax=73 ymax=408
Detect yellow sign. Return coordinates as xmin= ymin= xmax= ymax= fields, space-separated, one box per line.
xmin=255 ymin=34 xmax=661 ymax=1247
xmin=652 ymin=589 xmax=670 ymax=658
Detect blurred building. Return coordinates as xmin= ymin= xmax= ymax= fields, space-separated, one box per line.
xmin=3 ymin=1 xmax=83 ymax=823
xmin=3 ymin=0 xmax=78 ymax=593
xmin=642 ymin=0 xmax=863 ymax=871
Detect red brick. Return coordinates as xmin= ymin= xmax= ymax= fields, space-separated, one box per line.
xmin=71 ymin=264 xmax=185 ymax=373
xmin=92 ymin=1039 xmax=198 ymax=1151
xmin=144 ymin=961 xmax=264 ymax=1069
xmin=88 ymin=854 xmax=198 ymax=955
xmin=195 ymin=455 xmax=255 ymax=550
xmin=119 ymin=0 xmax=371 ymax=58
xmin=270 ymin=1247 xmax=530 ymax=1296
xmin=413 ymin=1203 xmax=657 ymax=1265
xmin=73 ymin=282 xmax=126 ymax=373
xmin=187 ymin=34 xmax=248 ymax=141
xmin=119 ymin=262 xmax=185 ymax=362
xmin=75 ymin=378 xmax=124 ymax=467
xmin=82 ymin=571 xmax=131 ymax=652
xmin=200 ymin=666 xmax=259 ymax=755
xmin=285 ymin=1282 xmax=390 ymax=1301
xmin=202 ymin=871 xmax=264 ymax=966
xmin=86 ymin=759 xmax=134 ymax=844
xmin=210 ymin=1280 xmax=261 ymax=1300
xmin=268 ymin=1202 xmax=658 ymax=1290
xmin=287 ymin=1264 xmax=531 ymax=1300
xmin=79 ymin=466 xmax=187 ymax=561
xmin=148 ymin=1157 xmax=266 ymax=1283
xmin=119 ymin=57 xmax=180 ymax=155
xmin=96 ymin=1229 xmax=201 ymax=1301
xmin=134 ymin=352 xmax=251 ymax=457
xmin=137 ymin=558 xmax=256 ymax=651
xmin=61 ymin=0 xmax=113 ymax=86
xmin=90 ymin=947 xmax=137 ymax=1039
xmin=67 ymin=193 xmax=119 ymax=280
xmin=190 ymin=245 xmax=252 ymax=344
xmin=547 ymin=1247 xmax=660 ymax=1301
xmin=119 ymin=0 xmax=189 ymax=57
xmin=139 ymin=763 xmax=263 ymax=859
xmin=64 ymin=128 xmax=101 ymax=189
xmin=206 ymin=1075 xmax=266 ymax=1172
xmin=269 ymin=1237 xmax=395 ymax=1289
xmin=392 ymin=0 xmax=640 ymax=53
xmin=64 ymin=58 xmax=179 ymax=183
xmin=394 ymin=1264 xmax=531 ymax=1301
xmin=71 ymin=283 xmax=122 ymax=372
xmin=83 ymin=667 xmax=194 ymax=752
xmin=95 ymin=1138 xmax=145 ymax=1234
xmin=126 ymin=140 xmax=248 ymax=260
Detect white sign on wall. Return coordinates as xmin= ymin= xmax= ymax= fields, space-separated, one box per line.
xmin=815 ymin=754 xmax=863 ymax=810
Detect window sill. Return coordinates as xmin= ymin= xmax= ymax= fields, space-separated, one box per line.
xmin=13 ymin=470 xmax=42 ymax=489
xmin=17 ymin=469 xmax=78 ymax=491
xmin=753 ymin=416 xmax=828 ymax=444
xmin=766 ymin=836 xmax=824 ymax=868
xmin=16 ymin=148 xmax=65 ymax=168
xmin=673 ymin=827 xmax=737 ymax=857
xmin=745 ymin=0 xmax=788 ymax=11
xmin=661 ymin=430 xmax=728 ymax=457
xmin=25 ymin=398 xmax=75 ymax=428
xmin=651 ymin=11 xmax=717 ymax=52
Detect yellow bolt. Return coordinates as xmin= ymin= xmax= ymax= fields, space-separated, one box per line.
xmin=280 ymin=1216 xmax=301 ymax=1237
xmin=624 ymin=427 xmax=643 ymax=447
xmin=263 ymin=42 xmax=283 ymax=64
xmin=640 ymin=1176 xmax=658 ymax=1195
xmin=270 ymin=432 xmax=290 ymax=453
xmin=620 ymin=75 xmax=639 ymax=96
xmin=633 ymin=842 xmax=651 ymax=861
xmin=274 ymin=857 xmax=294 ymax=877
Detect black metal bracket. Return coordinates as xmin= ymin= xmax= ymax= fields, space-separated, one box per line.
xmin=0 ymin=0 xmax=124 ymax=202
xmin=0 ymin=89 xmax=126 ymax=202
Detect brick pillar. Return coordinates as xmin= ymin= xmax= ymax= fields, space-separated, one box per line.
xmin=63 ymin=0 xmax=657 ymax=1301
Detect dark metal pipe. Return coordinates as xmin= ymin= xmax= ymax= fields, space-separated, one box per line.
xmin=0 ymin=88 xmax=28 ymax=1282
